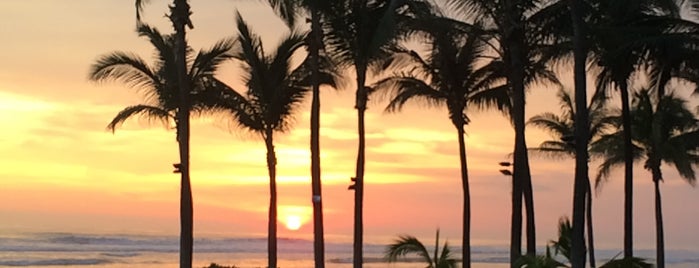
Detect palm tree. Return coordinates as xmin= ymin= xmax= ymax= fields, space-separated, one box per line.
xmin=528 ymin=88 xmax=613 ymax=268
xmin=515 ymin=247 xmax=568 ymax=268
xmin=441 ymin=1 xmax=568 ymax=262
xmin=568 ymin=0 xmax=591 ymax=266
xmin=587 ymin=1 xmax=691 ymax=260
xmin=385 ymin=230 xmax=458 ymax=268
xmin=134 ymin=1 xmax=195 ymax=267
xmin=599 ymin=257 xmax=653 ymax=268
xmin=89 ymin=22 xmax=230 ymax=268
xmin=592 ymin=89 xmax=699 ymax=268
xmin=549 ymin=217 xmax=573 ymax=262
xmin=547 ymin=217 xmax=654 ymax=268
xmin=531 ymin=1 xmax=692 ymax=263
xmin=373 ymin=21 xmax=505 ymax=266
xmin=546 ymin=217 xmax=652 ymax=268
xmin=212 ymin=13 xmax=337 ymax=268
xmin=323 ymin=1 xmax=432 ymax=266
xmin=265 ymin=2 xmax=335 ymax=266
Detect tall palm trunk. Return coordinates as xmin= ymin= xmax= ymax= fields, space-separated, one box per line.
xmin=652 ymin=70 xmax=669 ymax=268
xmin=265 ymin=129 xmax=278 ymax=268
xmin=570 ymin=0 xmax=589 ymax=266
xmin=353 ymin=63 xmax=368 ymax=268
xmin=504 ymin=3 xmax=536 ymax=258
xmin=502 ymin=1 xmax=529 ymax=263
xmin=309 ymin=8 xmax=326 ymax=268
xmin=170 ymin=1 xmax=193 ymax=267
xmin=652 ymin=165 xmax=665 ymax=268
xmin=456 ymin=125 xmax=471 ymax=268
xmin=586 ymin=180 xmax=596 ymax=268
xmin=620 ymin=81 xmax=634 ymax=259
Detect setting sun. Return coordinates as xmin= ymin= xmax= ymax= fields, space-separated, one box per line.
xmin=284 ymin=215 xmax=303 ymax=231
xmin=279 ymin=206 xmax=311 ymax=231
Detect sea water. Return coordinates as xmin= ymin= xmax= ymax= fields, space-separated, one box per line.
xmin=0 ymin=233 xmax=697 ymax=268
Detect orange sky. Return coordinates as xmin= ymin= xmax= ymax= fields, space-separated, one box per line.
xmin=1 ymin=0 xmax=698 ymax=251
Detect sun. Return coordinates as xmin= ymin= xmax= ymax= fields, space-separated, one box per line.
xmin=284 ymin=215 xmax=303 ymax=231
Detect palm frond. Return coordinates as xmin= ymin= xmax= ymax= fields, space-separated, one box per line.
xmin=89 ymin=52 xmax=160 ymax=93
xmin=211 ymin=78 xmax=264 ymax=133
xmin=136 ymin=24 xmax=172 ymax=66
xmin=135 ymin=0 xmax=150 ymax=22
xmin=529 ymin=142 xmax=575 ymax=159
xmin=233 ymin=12 xmax=265 ymax=87
xmin=107 ymin=104 xmax=172 ymax=132
xmin=385 ymin=235 xmax=432 ymax=265
xmin=189 ymin=38 xmax=235 ymax=81
xmin=599 ymin=256 xmax=653 ymax=268
xmin=374 ymin=76 xmax=446 ymax=113
xmin=527 ymin=113 xmax=573 ymax=139
xmin=265 ymin=0 xmax=298 ymax=26
xmin=436 ymin=241 xmax=457 ymax=268
xmin=467 ymin=84 xmax=511 ymax=117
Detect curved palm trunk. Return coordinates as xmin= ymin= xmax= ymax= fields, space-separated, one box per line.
xmin=456 ymin=125 xmax=471 ymax=268
xmin=586 ymin=180 xmax=596 ymax=267
xmin=353 ymin=64 xmax=368 ymax=268
xmin=570 ymin=0 xmax=589 ymax=267
xmin=265 ymin=130 xmax=278 ymax=268
xmin=620 ymin=81 xmax=634 ymax=259
xmin=309 ymin=8 xmax=326 ymax=268
xmin=170 ymin=1 xmax=193 ymax=267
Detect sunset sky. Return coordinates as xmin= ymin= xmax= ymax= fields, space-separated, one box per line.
xmin=1 ymin=0 xmax=698 ymax=252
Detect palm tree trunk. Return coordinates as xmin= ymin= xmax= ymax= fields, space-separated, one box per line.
xmin=570 ymin=0 xmax=589 ymax=267
xmin=501 ymin=1 xmax=525 ymax=264
xmin=170 ymin=1 xmax=193 ymax=267
xmin=651 ymin=164 xmax=665 ymax=268
xmin=309 ymin=8 xmax=325 ymax=268
xmin=620 ymin=81 xmax=634 ymax=259
xmin=265 ymin=130 xmax=278 ymax=268
xmin=522 ymin=162 xmax=535 ymax=257
xmin=434 ymin=229 xmax=440 ymax=267
xmin=456 ymin=125 xmax=471 ymax=268
xmin=586 ymin=180 xmax=596 ymax=268
xmin=652 ymin=72 xmax=668 ymax=268
xmin=353 ymin=63 xmax=368 ymax=268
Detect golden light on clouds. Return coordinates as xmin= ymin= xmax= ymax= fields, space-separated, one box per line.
xmin=0 ymin=0 xmax=697 ymax=251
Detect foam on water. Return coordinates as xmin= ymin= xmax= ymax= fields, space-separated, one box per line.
xmin=0 ymin=232 xmax=696 ymax=267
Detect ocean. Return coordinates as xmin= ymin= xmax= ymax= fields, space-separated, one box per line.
xmin=0 ymin=233 xmax=697 ymax=268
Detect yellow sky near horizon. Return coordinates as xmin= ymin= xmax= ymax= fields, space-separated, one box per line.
xmin=1 ymin=0 xmax=698 ymax=251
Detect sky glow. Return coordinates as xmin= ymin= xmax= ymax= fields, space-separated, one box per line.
xmin=0 ymin=0 xmax=697 ymax=251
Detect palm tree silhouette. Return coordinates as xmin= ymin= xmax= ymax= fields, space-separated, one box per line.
xmin=385 ymin=230 xmax=457 ymax=268
xmin=323 ymin=1 xmax=432 ymax=266
xmin=265 ymin=2 xmax=336 ymax=266
xmin=528 ymin=88 xmax=613 ymax=267
xmin=441 ymin=1 xmax=568 ymax=262
xmin=89 ymin=22 xmax=231 ymax=268
xmin=587 ymin=1 xmax=691 ymax=260
xmin=91 ymin=24 xmax=234 ymax=131
xmin=133 ymin=1 xmax=195 ymax=267
xmin=591 ymin=89 xmax=699 ymax=268
xmin=211 ymin=13 xmax=338 ymax=268
xmin=373 ymin=21 xmax=504 ymax=266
